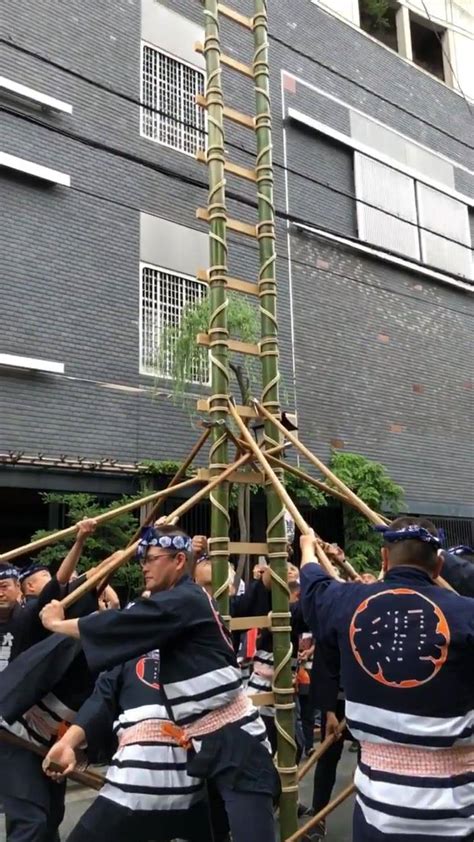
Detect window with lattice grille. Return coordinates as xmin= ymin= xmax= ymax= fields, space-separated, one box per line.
xmin=141 ymin=44 xmax=206 ymax=155
xmin=140 ymin=264 xmax=208 ymax=382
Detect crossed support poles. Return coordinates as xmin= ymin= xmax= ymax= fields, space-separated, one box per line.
xmin=0 ymin=407 xmax=455 ymax=838
xmin=0 ymin=406 xmax=406 ymax=840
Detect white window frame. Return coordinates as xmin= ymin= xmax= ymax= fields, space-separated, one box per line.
xmin=139 ymin=262 xmax=209 ymax=382
xmin=0 ymin=77 xmax=72 ymax=114
xmin=0 ymin=354 xmax=65 ymax=374
xmin=0 ymin=152 xmax=70 ymax=187
xmin=139 ymin=41 xmax=206 ymax=157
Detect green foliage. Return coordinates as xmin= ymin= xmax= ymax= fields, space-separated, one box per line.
xmin=284 ymin=471 xmax=327 ymax=509
xmin=226 ymin=470 xmax=328 ymax=512
xmin=138 ymin=460 xmax=189 ymax=477
xmin=359 ymin=0 xmax=391 ymax=30
xmin=30 ymin=492 xmax=142 ymax=598
xmin=157 ymin=293 xmax=260 ymax=402
xmin=328 ymin=451 xmax=404 ymax=572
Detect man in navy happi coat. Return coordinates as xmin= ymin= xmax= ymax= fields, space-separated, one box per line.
xmin=300 ymin=516 xmax=474 ymax=841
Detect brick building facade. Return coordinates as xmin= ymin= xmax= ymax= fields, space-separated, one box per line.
xmin=0 ymin=0 xmax=472 ymax=548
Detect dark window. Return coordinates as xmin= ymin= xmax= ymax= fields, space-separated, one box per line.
xmin=359 ymin=0 xmax=398 ymax=51
xmin=410 ymin=16 xmax=445 ymax=81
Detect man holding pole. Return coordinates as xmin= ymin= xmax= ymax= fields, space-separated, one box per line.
xmin=299 ymin=517 xmax=474 ymax=841
xmin=40 ymin=524 xmax=280 ymax=842
xmin=0 ymin=518 xmax=97 ymax=842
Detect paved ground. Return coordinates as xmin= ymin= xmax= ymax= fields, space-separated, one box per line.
xmin=296 ymin=744 xmax=356 ymax=841
xmin=1 ymin=747 xmax=356 ymax=841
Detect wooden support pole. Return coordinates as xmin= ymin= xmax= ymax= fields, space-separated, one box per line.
xmin=228 ymin=402 xmax=338 ymax=580
xmin=257 ymin=405 xmax=455 ymax=588
xmin=62 ymin=548 xmax=136 ymax=610
xmin=249 ymin=691 xmax=274 ymax=706
xmin=258 ymin=412 xmax=454 ymax=587
xmin=195 ymin=467 xmax=264 ymax=484
xmin=267 ymin=455 xmax=353 ymax=506
xmin=0 ymin=732 xmax=105 ymax=791
xmin=126 ymin=427 xmax=211 ymax=547
xmin=60 ymin=451 xmax=263 ymax=610
xmin=0 ymin=477 xmax=200 ymax=564
xmin=285 ymin=782 xmax=356 ymax=842
xmin=264 ymin=456 xmax=363 ymax=579
xmin=229 ymin=402 xmax=307 ymax=534
xmin=297 ymin=719 xmax=347 ymax=781
xmin=254 ymin=400 xmax=386 ymax=527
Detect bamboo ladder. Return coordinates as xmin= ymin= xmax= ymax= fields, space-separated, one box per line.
xmin=195 ymin=2 xmax=298 ymax=837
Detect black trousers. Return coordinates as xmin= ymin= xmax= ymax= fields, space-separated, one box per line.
xmin=211 ymin=777 xmax=276 ymax=842
xmin=312 ymin=700 xmax=347 ymax=814
xmin=0 ymin=744 xmax=65 ymax=842
xmin=3 ymin=787 xmax=65 ymax=842
xmin=299 ymin=693 xmax=317 ymax=753
xmin=67 ymin=789 xmax=276 ymax=842
xmin=67 ymin=795 xmax=212 ymax=842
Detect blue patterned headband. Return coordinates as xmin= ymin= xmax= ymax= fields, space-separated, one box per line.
xmin=0 ymin=567 xmax=19 ymax=581
xmin=18 ymin=564 xmax=49 ymax=583
xmin=374 ymin=525 xmax=444 ymax=547
xmin=448 ymin=545 xmax=473 ymax=556
xmin=137 ymin=527 xmax=192 ymax=560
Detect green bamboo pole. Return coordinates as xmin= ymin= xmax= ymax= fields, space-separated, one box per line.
xmin=252 ymin=3 xmax=298 ymax=836
xmin=203 ymin=0 xmax=230 ymax=618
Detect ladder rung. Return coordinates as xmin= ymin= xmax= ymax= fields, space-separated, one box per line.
xmin=249 ymin=692 xmax=274 ymax=707
xmin=194 ymin=42 xmax=253 ymax=78
xmin=195 ymin=467 xmax=264 ymax=484
xmin=197 ymin=398 xmax=259 ymax=417
xmin=196 ymin=332 xmax=260 ymax=356
xmin=196 ymin=94 xmax=255 ymax=130
xmin=230 ymin=615 xmax=272 ymax=632
xmin=196 ymin=150 xmax=256 ymax=183
xmin=218 ymin=3 xmax=254 ymax=29
xmin=196 ymin=208 xmax=257 ymax=239
xmin=229 ymin=542 xmax=268 ymax=555
xmin=197 ymin=269 xmax=259 ymax=297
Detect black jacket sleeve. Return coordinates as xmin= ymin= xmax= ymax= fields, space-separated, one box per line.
xmin=78 ymin=587 xmax=200 ymax=673
xmin=230 ymin=580 xmax=271 ymax=618
xmin=74 ymin=666 xmax=121 ymax=759
xmin=441 ymin=552 xmax=474 ymax=598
